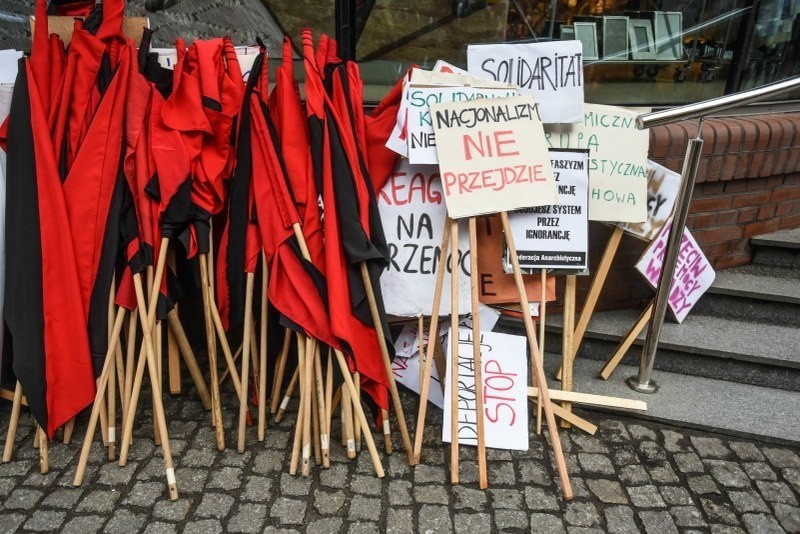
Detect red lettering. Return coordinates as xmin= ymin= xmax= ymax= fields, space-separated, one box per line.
xmin=485 ymin=403 xmax=516 ymax=425
xmin=494 ymin=130 xmax=519 ymax=157
xmin=532 ymin=164 xmax=545 ymax=182
xmin=443 ymin=172 xmax=457 ymax=195
xmin=463 ymin=132 xmax=485 ymax=160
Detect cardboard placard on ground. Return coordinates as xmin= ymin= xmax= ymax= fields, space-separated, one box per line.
xmin=443 ymin=328 xmax=529 ymax=451
xmin=477 ymin=214 xmax=556 ymax=306
xmin=617 ymin=160 xmax=681 ymax=241
xmin=504 ymin=149 xmax=590 ymax=271
xmin=431 ymin=95 xmax=558 ymax=219
xmin=467 ymin=40 xmax=585 ymax=124
xmin=392 ymin=355 xmax=444 ymax=409
xmin=635 ymin=219 xmax=716 ymax=323
xmin=377 ymin=160 xmax=471 ymax=316
xmin=544 ymin=103 xmax=648 ymax=223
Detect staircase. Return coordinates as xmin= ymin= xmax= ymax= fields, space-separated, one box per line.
xmin=539 ymin=227 xmax=800 ymax=444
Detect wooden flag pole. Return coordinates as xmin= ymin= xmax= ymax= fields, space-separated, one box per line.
xmin=536 ymin=270 xmax=547 ymax=435
xmin=208 ymin=296 xmax=243 ymax=397
xmin=146 ymin=266 xmax=161 ymax=447
xmin=289 ymin=335 xmax=306 ymax=475
xmin=500 ymin=212 xmax=572 ymax=501
xmin=325 ymin=349 xmax=334 ymax=461
xmin=449 ymin=219 xmax=460 ymax=485
xmin=275 ymin=368 xmax=299 ymax=423
xmin=237 ymin=273 xmax=256 ymax=453
xmin=600 ymin=302 xmax=654 ymax=380
xmin=123 ymin=311 xmax=137 ymax=446
xmin=166 ymin=310 xmax=212 ymax=410
xmin=199 ymin=255 xmax=226 ymax=451
xmin=74 ymin=307 xmax=127 ymax=485
xmin=270 ymin=330 xmax=292 ymax=414
xmin=413 ymin=217 xmax=451 ymax=463
xmin=302 ymin=335 xmax=315 ymax=476
xmin=107 ymin=284 xmax=118 ymax=460
xmin=38 ymin=427 xmax=48 ymax=474
xmin=359 ymin=261 xmax=415 ymax=466
xmin=468 ymin=217 xmax=488 ymax=490
xmin=560 ymin=275 xmax=577 ymax=429
xmin=342 ymin=382 xmax=354 ymax=457
xmin=2 ymin=382 xmax=23 ymax=462
xmin=258 ymin=251 xmax=269 ymax=442
xmin=313 ymin=343 xmax=330 ymax=467
xmin=353 ymin=372 xmax=361 ymax=453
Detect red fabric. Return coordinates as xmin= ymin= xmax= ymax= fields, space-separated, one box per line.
xmin=364 ymin=76 xmax=403 ymax=192
xmin=27 ymin=64 xmax=96 ymax=438
xmin=30 ymin=0 xmax=52 ymax=118
xmin=250 ymin=94 xmax=338 ymax=349
xmin=302 ymin=30 xmax=389 ymax=414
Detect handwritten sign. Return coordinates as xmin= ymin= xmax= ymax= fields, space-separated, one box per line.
xmin=467 ymin=41 xmax=584 ymax=124
xmin=635 ymin=219 xmax=715 ymax=323
xmin=431 ymin=95 xmax=557 ymax=219
xmin=544 ymin=104 xmax=648 ymax=223
xmin=443 ymin=328 xmax=529 ymax=451
xmin=407 ymin=85 xmax=517 ymax=164
xmin=618 ymin=160 xmax=681 ymax=241
xmin=392 ymin=355 xmax=444 ymax=409
xmin=377 ymin=160 xmax=470 ymax=316
xmin=504 ymin=149 xmax=589 ymax=271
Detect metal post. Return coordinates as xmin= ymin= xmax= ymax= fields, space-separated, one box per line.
xmin=627 ymin=120 xmax=705 ymax=393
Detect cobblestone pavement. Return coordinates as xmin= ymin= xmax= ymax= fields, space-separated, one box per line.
xmin=1 ymin=381 xmax=799 ymax=534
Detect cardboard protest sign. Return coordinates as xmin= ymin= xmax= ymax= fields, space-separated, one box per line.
xmin=392 ymin=355 xmax=444 ymax=409
xmin=635 ymin=219 xmax=715 ymax=323
xmin=618 ymin=160 xmax=681 ymax=241
xmin=377 ymin=161 xmax=471 ymax=316
xmin=504 ymin=149 xmax=589 ymax=271
xmin=407 ymin=84 xmax=518 ymax=164
xmin=476 ymin=214 xmax=556 ymax=306
xmin=443 ymin=328 xmax=529 ymax=451
xmin=544 ymin=104 xmax=648 ymax=223
xmin=467 ymin=40 xmax=584 ymax=124
xmin=431 ymin=95 xmax=558 ymax=219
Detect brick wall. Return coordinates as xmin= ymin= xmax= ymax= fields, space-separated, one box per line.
xmin=572 ymin=112 xmax=800 ymax=313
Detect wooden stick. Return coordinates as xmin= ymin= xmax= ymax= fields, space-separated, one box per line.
xmin=313 ymin=343 xmax=330 ymax=467
xmin=132 ymin=273 xmax=179 ymax=499
xmin=413 ymin=218 xmax=451 ymax=463
xmin=292 ymin=332 xmax=308 ymax=474
xmin=219 ymin=343 xmax=242 ymax=386
xmin=2 ymin=381 xmax=23 ymax=462
xmin=209 ymin=300 xmax=243 ymax=397
xmin=258 ymin=251 xmax=269 ymax=442
xmin=561 ymin=275 xmax=576 ymax=429
xmin=199 ymin=255 xmax=225 ymax=451
xmin=359 ymin=261 xmax=415 ymax=466
xmin=342 ymin=377 xmax=355 ymax=459
xmin=147 ymin=267 xmax=161 ymax=447
xmin=324 ymin=349 xmax=334 ymax=462
xmin=249 ymin=317 xmax=260 ymax=406
xmin=107 ymin=285 xmax=118 ymax=460
xmin=531 ymin=398 xmax=599 ymax=435
xmin=417 ymin=315 xmax=425 ymax=389
xmin=468 ymin=217 xmax=488 ymax=489
xmin=38 ymin=427 xmax=48 ymax=474
xmin=449 ymin=219 xmax=460 ymax=485
xmin=432 ymin=335 xmax=447 ymax=395
xmin=381 ymin=409 xmax=391 ymax=455
xmin=500 ymin=212 xmax=572 ymax=501
xmin=301 ymin=335 xmax=315 ymax=476
xmin=167 ymin=251 xmax=181 ymax=395
xmin=353 ymin=372 xmax=361 ymax=453
xmin=339 ymin=386 xmax=347 ymax=448
xmin=74 ymin=307 xmax=127 ymax=486
xmin=166 ymin=310 xmax=212 ymax=410
xmin=270 ymin=330 xmax=292 ymax=414
xmin=237 ymin=273 xmax=255 ymax=453
xmin=275 ymin=368 xmax=299 ymax=423
xmin=62 ymin=418 xmax=75 ymax=445
xmin=123 ymin=311 xmax=136 ymax=446
xmin=600 ymin=303 xmax=654 ymax=380
xmin=311 ymin=378 xmax=321 ymax=466
xmin=537 ymin=270 xmax=546 ymax=435
xmin=528 ymin=387 xmax=648 ymax=411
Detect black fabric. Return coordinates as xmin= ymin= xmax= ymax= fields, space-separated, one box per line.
xmin=4 ymin=60 xmax=49 ymax=431
xmin=82 ymin=2 xmax=103 ymax=35
xmin=149 ymin=175 xmax=193 ymax=240
xmin=224 ymin=53 xmax=262 ymax=331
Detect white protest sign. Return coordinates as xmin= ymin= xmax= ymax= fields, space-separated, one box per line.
xmin=635 ymin=219 xmax=715 ymax=323
xmin=377 ymin=160 xmax=470 ymax=316
xmin=443 ymin=328 xmax=529 ymax=451
xmin=392 ymin=355 xmax=444 ymax=409
xmin=407 ymin=84 xmax=518 ymax=164
xmin=0 ymin=50 xmax=23 ymax=84
xmin=618 ymin=160 xmax=681 ymax=241
xmin=431 ymin=95 xmax=558 ymax=219
xmin=504 ymin=149 xmax=589 ymax=271
xmin=467 ymin=40 xmax=584 ymax=124
xmin=544 ymin=104 xmax=648 ymax=223
xmin=155 ymin=46 xmax=260 ymax=82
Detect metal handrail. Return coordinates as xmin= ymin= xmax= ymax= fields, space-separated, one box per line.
xmin=638 ymin=76 xmax=800 ymax=128
xmin=628 ymin=75 xmax=800 ymax=394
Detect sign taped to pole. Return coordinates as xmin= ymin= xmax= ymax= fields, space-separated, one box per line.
xmin=467 ymin=40 xmax=584 ymax=124
xmin=544 ymin=104 xmax=648 ymax=223
xmin=431 ymin=95 xmax=558 ymax=219
xmin=443 ymin=328 xmax=528 ymax=451
xmin=504 ymin=149 xmax=590 ymax=271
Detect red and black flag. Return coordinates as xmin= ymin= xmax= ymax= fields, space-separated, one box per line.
xmin=4 ymin=57 xmax=95 ymax=437
xmin=303 ymin=30 xmax=393 ymax=417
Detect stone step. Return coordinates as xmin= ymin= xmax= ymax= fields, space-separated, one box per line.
xmin=750 ymin=228 xmax=800 ymax=268
xmin=542 ymin=356 xmax=800 ymax=445
xmin=529 ymin=310 xmax=800 ymax=391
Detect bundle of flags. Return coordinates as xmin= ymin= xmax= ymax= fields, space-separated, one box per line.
xmin=0 ymin=0 xmax=404 ymax=449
